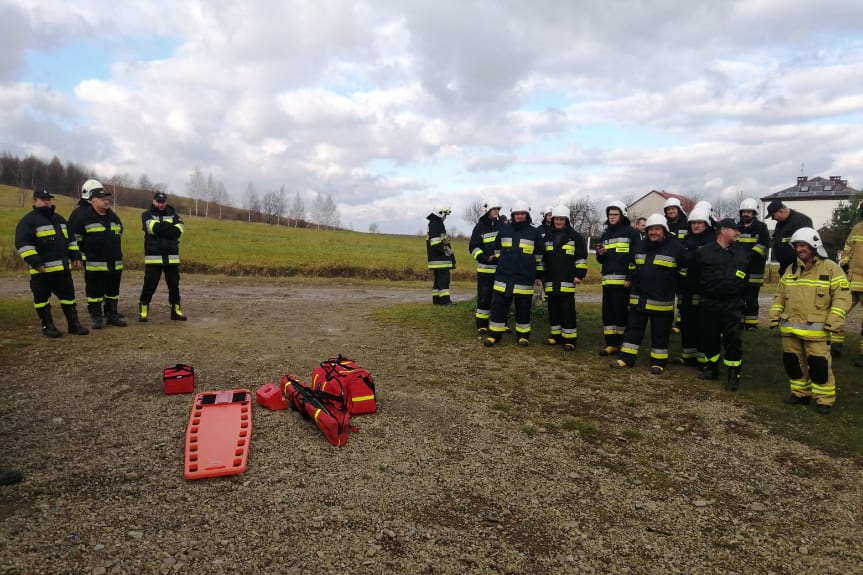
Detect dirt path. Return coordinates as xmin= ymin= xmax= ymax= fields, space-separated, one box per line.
xmin=0 ymin=274 xmax=861 ymax=575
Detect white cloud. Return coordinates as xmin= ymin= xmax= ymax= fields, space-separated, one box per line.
xmin=1 ymin=0 xmax=863 ymax=233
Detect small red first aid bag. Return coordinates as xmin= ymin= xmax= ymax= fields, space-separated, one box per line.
xmin=311 ymin=355 xmax=377 ymax=415
xmin=164 ymin=364 xmax=195 ymax=394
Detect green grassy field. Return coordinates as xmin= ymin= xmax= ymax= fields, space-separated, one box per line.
xmin=1 ymin=184 xmax=606 ymax=281
xmin=373 ymin=298 xmax=863 ymax=460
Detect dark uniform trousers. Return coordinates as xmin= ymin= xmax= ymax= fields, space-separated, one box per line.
xmin=678 ymin=296 xmax=701 ymax=363
xmin=601 ymin=286 xmax=629 ymax=348
xmin=85 ymin=270 xmax=122 ymax=306
xmin=31 ymin=271 xmax=76 ymax=308
xmin=432 ymin=269 xmax=451 ymax=301
xmin=475 ymin=272 xmax=495 ymax=329
xmin=547 ymin=293 xmax=577 ymax=342
xmin=697 ymin=296 xmax=743 ymax=369
xmin=742 ymin=283 xmax=762 ymax=328
xmin=620 ymin=308 xmax=674 ymax=368
xmin=141 ymin=265 xmax=181 ymax=305
xmin=489 ymin=290 xmax=532 ymax=342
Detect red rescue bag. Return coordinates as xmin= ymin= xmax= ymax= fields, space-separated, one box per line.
xmin=281 ymin=375 xmax=355 ymax=446
xmin=311 ymin=355 xmax=377 ymax=415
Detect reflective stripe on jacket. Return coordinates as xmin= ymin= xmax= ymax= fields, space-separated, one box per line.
xmin=769 ymin=257 xmax=852 ymax=340
xmin=839 ymin=221 xmax=863 ymax=291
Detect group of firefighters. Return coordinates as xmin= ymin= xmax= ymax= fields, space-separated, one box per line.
xmin=14 ymin=180 xmax=189 ymax=338
xmin=426 ymin=195 xmax=863 ymax=416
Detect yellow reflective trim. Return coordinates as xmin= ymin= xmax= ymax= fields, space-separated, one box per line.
xmin=352 ymin=395 xmax=374 ymax=402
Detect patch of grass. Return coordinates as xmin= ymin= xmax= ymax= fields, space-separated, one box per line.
xmin=560 ymin=416 xmax=601 ymax=440
xmin=492 ymin=402 xmax=513 ymax=413
xmin=0 ymin=298 xmax=37 ymax=362
xmin=374 ymin=297 xmax=863 ymax=459
xmin=621 ymin=428 xmax=643 ymax=441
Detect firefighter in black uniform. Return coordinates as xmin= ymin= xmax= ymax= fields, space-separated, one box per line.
xmin=610 ymin=213 xmax=685 ymax=374
xmin=14 ymin=189 xmax=90 ymax=338
xmin=676 ymin=205 xmax=715 ymax=366
xmin=542 ymin=205 xmax=588 ymax=350
xmin=663 ymin=197 xmax=689 ymax=241
xmin=138 ymin=191 xmax=187 ymax=321
xmin=767 ymin=199 xmax=813 ymax=276
xmin=70 ymin=187 xmax=127 ymax=329
xmin=737 ymin=198 xmax=770 ymax=329
xmin=426 ymin=206 xmax=455 ymax=305
xmin=690 ymin=218 xmax=750 ymax=390
xmin=468 ymin=199 xmax=501 ymax=333
xmin=596 ymin=201 xmax=640 ymax=356
xmin=484 ymin=201 xmax=543 ymax=347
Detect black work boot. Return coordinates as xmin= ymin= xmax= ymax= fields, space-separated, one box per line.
xmin=698 ymin=364 xmax=719 ymax=380
xmin=36 ymin=306 xmax=62 ymax=338
xmin=783 ymin=394 xmax=811 ymax=405
xmin=170 ymin=303 xmax=187 ymax=321
xmin=88 ymin=302 xmax=104 ymax=330
xmin=105 ymin=300 xmax=127 ymax=327
xmin=724 ymin=367 xmax=741 ymax=392
xmin=854 ymin=354 xmax=863 ymax=368
xmin=0 ymin=468 xmax=23 ymax=485
xmin=61 ymin=305 xmax=89 ymax=335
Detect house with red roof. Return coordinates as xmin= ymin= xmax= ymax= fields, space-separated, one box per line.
xmin=627 ymin=190 xmax=696 ymax=221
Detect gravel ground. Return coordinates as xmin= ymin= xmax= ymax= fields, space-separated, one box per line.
xmin=1 ymin=273 xmax=861 ymax=575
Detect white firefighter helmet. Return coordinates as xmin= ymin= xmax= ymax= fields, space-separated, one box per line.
xmin=81 ymin=179 xmax=104 ymax=200
xmin=606 ymin=200 xmax=627 ymax=217
xmin=663 ymin=197 xmax=687 ymax=216
xmin=739 ymin=198 xmax=759 ymax=214
xmin=543 ymin=206 xmax=554 ymax=216
xmin=510 ymin=200 xmax=531 ymax=215
xmin=433 ymin=206 xmax=452 ymax=217
xmin=790 ymin=227 xmax=828 ymax=258
xmin=551 ymin=204 xmax=570 ymax=220
xmin=644 ymin=212 xmax=669 ymax=232
xmin=482 ymin=199 xmax=501 ymax=214
xmin=688 ymin=206 xmax=712 ymax=225
xmin=692 ymin=200 xmax=714 ymax=217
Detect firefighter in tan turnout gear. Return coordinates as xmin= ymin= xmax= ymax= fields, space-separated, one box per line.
xmin=769 ymin=227 xmax=851 ymax=414
xmin=838 ymin=200 xmax=863 ymax=367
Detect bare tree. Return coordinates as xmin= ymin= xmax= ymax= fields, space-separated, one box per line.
xmin=261 ymin=188 xmax=285 ymax=224
xmin=463 ymin=200 xmax=486 ymax=226
xmin=242 ymin=181 xmax=260 ymax=222
xmin=212 ymin=181 xmax=228 ymax=219
xmin=566 ymin=197 xmax=602 ymax=238
xmin=287 ymin=191 xmax=305 ymax=227
xmin=186 ymin=167 xmax=205 ymax=217
xmin=368 ymin=222 xmax=380 ymax=233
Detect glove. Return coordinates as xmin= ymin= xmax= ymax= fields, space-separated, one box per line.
xmin=163 ymin=226 xmax=182 ymax=239
xmin=152 ymin=222 xmax=170 ymax=235
xmin=768 ymin=318 xmax=779 ymax=329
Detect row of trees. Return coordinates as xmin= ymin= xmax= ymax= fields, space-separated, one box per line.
xmin=237 ymin=182 xmax=341 ymax=229
xmin=1 ymin=151 xmax=342 ymax=230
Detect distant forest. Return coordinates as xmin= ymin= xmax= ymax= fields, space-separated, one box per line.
xmin=0 ymin=152 xmax=343 ymax=229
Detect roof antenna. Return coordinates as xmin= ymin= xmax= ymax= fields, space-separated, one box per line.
xmin=800 ymin=162 xmax=805 ymax=176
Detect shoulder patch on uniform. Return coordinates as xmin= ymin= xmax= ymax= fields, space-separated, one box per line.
xmin=819 ymin=275 xmax=829 ymax=281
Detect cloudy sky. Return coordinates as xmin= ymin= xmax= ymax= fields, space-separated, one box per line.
xmin=2 ymin=0 xmax=863 ymax=234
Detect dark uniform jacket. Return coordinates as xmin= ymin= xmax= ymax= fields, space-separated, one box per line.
xmin=70 ymin=206 xmax=124 ymax=272
xmin=426 ymin=214 xmax=455 ymax=270
xmin=628 ymin=235 xmax=686 ymax=312
xmin=67 ymin=199 xmax=91 ymax=235
xmin=691 ymin=241 xmax=750 ymax=298
xmin=142 ymin=204 xmax=185 ymax=265
xmin=542 ymin=225 xmax=588 ymax=294
xmin=737 ymin=218 xmax=770 ymax=282
xmin=597 ymin=219 xmax=640 ymax=287
xmin=468 ymin=214 xmax=500 ymax=274
xmin=15 ymin=206 xmax=81 ymax=274
xmin=494 ymin=218 xmax=543 ymax=295
xmin=680 ymin=228 xmax=716 ymax=297
xmin=772 ymin=210 xmax=813 ymax=272
xmin=667 ymin=215 xmax=689 ymax=241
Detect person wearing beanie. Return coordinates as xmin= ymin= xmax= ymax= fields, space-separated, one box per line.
xmin=139 ymin=191 xmax=187 ymax=322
